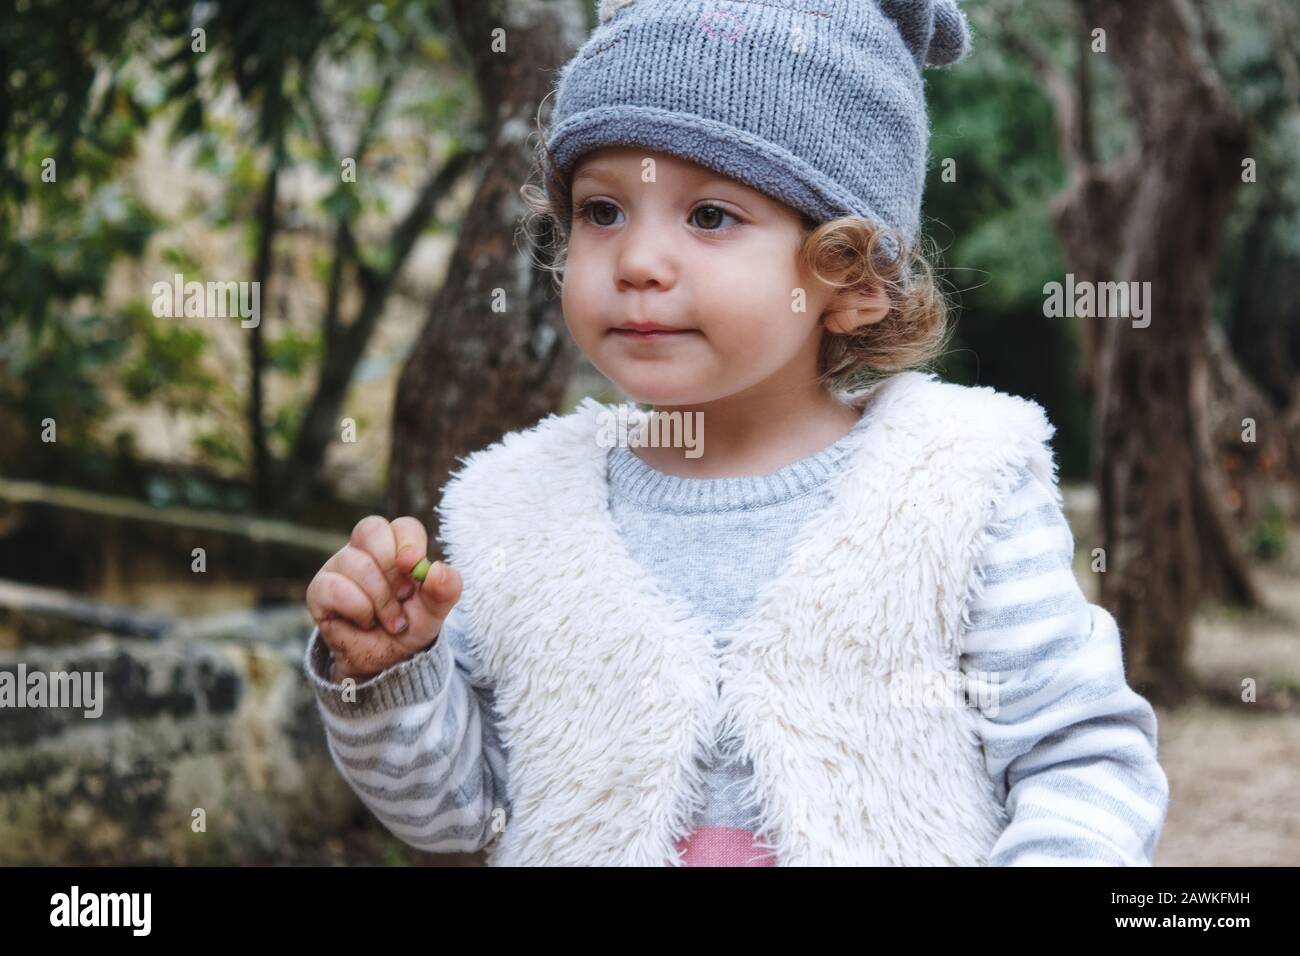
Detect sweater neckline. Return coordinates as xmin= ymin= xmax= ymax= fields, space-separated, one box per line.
xmin=607 ymin=400 xmax=878 ymax=514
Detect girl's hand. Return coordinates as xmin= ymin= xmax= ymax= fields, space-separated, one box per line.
xmin=306 ymin=515 xmax=463 ymax=683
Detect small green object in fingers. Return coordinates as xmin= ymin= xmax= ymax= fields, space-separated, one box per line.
xmin=410 ymin=557 xmax=433 ymax=583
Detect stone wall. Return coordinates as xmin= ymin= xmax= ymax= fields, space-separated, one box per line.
xmin=0 ymin=608 xmax=366 ymax=864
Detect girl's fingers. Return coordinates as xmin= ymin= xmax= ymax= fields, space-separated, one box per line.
xmin=348 ymin=515 xmax=410 ymax=606
xmin=334 ymin=547 xmax=407 ymax=635
xmin=307 ymin=570 xmax=377 ymax=631
xmin=390 ymin=517 xmax=429 ymax=578
xmin=417 ymin=560 xmax=462 ymax=621
xmin=310 ymin=516 xmax=456 ymax=680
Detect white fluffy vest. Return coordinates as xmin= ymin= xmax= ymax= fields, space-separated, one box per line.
xmin=434 ymin=371 xmax=1061 ymax=866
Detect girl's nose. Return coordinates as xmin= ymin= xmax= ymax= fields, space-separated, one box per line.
xmin=615 ymin=218 xmax=677 ymax=291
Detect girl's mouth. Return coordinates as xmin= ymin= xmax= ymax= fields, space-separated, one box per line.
xmin=611 ymin=327 xmax=696 ymax=340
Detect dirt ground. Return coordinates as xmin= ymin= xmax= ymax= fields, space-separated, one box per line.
xmin=1155 ymin=698 xmax=1300 ymax=865
xmin=1150 ymin=557 xmax=1300 ymax=866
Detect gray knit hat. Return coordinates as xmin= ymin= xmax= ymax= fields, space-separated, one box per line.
xmin=543 ymin=0 xmax=972 ymax=264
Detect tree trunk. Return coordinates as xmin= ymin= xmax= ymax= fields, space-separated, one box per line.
xmin=1076 ymin=0 xmax=1249 ymax=704
xmin=386 ymin=0 xmax=585 ymax=532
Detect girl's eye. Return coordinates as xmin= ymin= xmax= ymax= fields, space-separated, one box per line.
xmin=577 ymin=199 xmax=621 ymax=227
xmin=690 ymin=205 xmax=739 ymax=230
xmin=575 ymin=200 xmax=740 ymax=231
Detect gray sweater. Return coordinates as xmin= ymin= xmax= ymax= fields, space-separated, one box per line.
xmin=303 ymin=405 xmax=1169 ymax=865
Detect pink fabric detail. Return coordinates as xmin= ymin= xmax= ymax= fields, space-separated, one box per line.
xmin=674 ymin=827 xmax=776 ymax=866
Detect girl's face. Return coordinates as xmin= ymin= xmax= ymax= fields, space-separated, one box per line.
xmin=561 ymin=146 xmax=840 ymax=409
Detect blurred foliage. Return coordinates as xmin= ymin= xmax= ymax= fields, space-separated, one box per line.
xmin=1211 ymin=0 xmax=1300 ymax=407
xmin=1247 ymin=501 xmax=1288 ymax=561
xmin=0 ymin=0 xmax=472 ymax=499
xmin=0 ymin=2 xmax=166 ymax=466
xmin=119 ymin=304 xmax=219 ymax=413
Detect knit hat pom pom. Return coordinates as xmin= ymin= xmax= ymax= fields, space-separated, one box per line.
xmin=924 ymin=0 xmax=973 ymax=65
xmin=879 ymin=0 xmax=972 ymax=67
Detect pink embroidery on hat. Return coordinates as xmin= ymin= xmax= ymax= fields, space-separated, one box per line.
xmin=699 ymin=10 xmax=745 ymax=41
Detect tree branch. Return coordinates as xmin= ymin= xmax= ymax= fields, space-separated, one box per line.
xmin=986 ymin=11 xmax=1089 ymax=174
xmin=344 ymin=141 xmax=485 ymax=355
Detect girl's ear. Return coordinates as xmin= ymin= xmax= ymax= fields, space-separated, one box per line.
xmin=822 ymin=286 xmax=891 ymax=334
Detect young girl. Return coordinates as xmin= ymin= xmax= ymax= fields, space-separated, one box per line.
xmin=303 ymin=0 xmax=1169 ymax=866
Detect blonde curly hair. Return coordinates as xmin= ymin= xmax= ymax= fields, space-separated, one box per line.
xmin=516 ymin=129 xmax=955 ymax=395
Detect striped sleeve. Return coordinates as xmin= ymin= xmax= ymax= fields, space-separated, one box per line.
xmin=960 ymin=466 xmax=1170 ymax=866
xmin=302 ymin=601 xmax=511 ymax=854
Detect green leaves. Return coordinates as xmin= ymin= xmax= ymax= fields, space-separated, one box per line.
xmin=120 ymin=310 xmax=214 ymax=413
xmin=265 ymin=329 xmax=322 ymax=375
